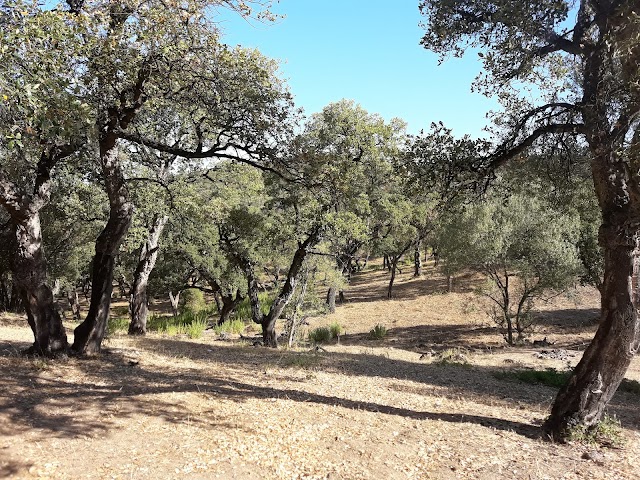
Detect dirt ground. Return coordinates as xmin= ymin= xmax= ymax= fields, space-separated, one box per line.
xmin=1 ymin=263 xmax=640 ymax=479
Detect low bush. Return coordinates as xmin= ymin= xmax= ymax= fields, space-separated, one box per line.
xmin=369 ymin=324 xmax=387 ymax=340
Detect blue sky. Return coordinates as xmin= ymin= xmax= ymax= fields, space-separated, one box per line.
xmin=216 ymin=1 xmax=500 ymax=138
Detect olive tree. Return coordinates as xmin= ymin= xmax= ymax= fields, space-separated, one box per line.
xmin=438 ymin=195 xmax=582 ymax=344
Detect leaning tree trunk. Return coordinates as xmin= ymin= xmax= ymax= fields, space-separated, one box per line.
xmin=543 ymin=133 xmax=640 ymax=438
xmin=388 ymin=256 xmax=398 ymax=299
xmin=13 ymin=214 xmax=67 ymax=354
xmin=128 ymin=214 xmax=168 ymax=335
xmin=73 ymin=138 xmax=134 ymax=355
xmin=543 ymin=225 xmax=640 ymax=438
xmin=217 ymin=290 xmax=243 ymax=325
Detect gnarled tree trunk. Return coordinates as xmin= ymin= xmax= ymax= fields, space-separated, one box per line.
xmin=128 ymin=214 xmax=168 ymax=335
xmin=543 ymin=224 xmax=640 ymax=437
xmin=544 ymin=138 xmax=640 ymax=437
xmin=73 ymin=137 xmax=134 ymax=355
xmin=0 ymin=148 xmax=74 ymax=354
xmin=13 ymin=214 xmax=67 ymax=354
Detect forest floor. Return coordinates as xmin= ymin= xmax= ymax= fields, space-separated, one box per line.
xmin=1 ymin=262 xmax=640 ymax=479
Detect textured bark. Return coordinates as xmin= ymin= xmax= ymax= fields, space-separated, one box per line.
xmin=128 ymin=214 xmax=168 ymax=335
xmin=326 ymin=286 xmax=337 ymax=313
xmin=217 ymin=289 xmax=244 ymax=325
xmin=242 ymin=227 xmax=322 ymax=348
xmin=169 ymin=291 xmax=180 ymax=317
xmin=414 ymin=238 xmax=423 ymax=277
xmin=73 ymin=136 xmax=134 ymax=354
xmin=67 ymin=290 xmax=81 ymax=321
xmin=0 ymin=148 xmax=73 ymax=354
xmin=13 ymin=215 xmax=67 ymax=354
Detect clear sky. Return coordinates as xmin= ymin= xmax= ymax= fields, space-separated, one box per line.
xmin=215 ymin=1 xmax=500 ymax=138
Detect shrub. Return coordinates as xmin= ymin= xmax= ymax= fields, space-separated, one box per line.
xmin=436 ymin=347 xmax=469 ymax=365
xmin=308 ymin=326 xmax=332 ymax=344
xmin=329 ymin=322 xmax=342 ymax=339
xmin=234 ymin=292 xmax=273 ymax=321
xmin=369 ymin=324 xmax=387 ymax=340
xmin=180 ymin=288 xmax=207 ymax=314
xmin=186 ymin=319 xmax=207 ymax=339
xmin=107 ymin=317 xmax=129 ymax=336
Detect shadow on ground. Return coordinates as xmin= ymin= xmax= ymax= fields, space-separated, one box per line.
xmin=1 ymin=333 xmax=639 ymax=446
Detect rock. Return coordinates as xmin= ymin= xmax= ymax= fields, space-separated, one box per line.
xmin=581 ymin=450 xmax=605 ymax=465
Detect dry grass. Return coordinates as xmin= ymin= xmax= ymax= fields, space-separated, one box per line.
xmin=1 ymin=262 xmax=639 ymax=479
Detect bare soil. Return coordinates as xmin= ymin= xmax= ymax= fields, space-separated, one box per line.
xmin=1 ymin=262 xmax=640 ymax=479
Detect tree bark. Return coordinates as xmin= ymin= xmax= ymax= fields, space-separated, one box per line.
xmin=326 ymin=286 xmax=337 ymax=313
xmin=0 ymin=148 xmax=74 ymax=354
xmin=13 ymin=214 xmax=67 ymax=354
xmin=217 ymin=289 xmax=243 ymax=325
xmin=241 ymin=226 xmax=322 ymax=348
xmin=414 ymin=238 xmax=422 ymax=277
xmin=169 ymin=290 xmax=180 ymax=317
xmin=388 ymin=256 xmax=398 ymax=299
xmin=543 ymin=225 xmax=640 ymax=438
xmin=73 ymin=136 xmax=134 ymax=355
xmin=128 ymin=214 xmax=168 ymax=335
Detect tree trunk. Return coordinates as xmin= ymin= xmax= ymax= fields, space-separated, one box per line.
xmin=72 ymin=137 xmax=134 ymax=355
xmin=287 ymin=268 xmax=309 ymax=348
xmin=128 ymin=214 xmax=168 ymax=335
xmin=414 ymin=238 xmax=422 ymax=277
xmin=543 ymin=228 xmax=640 ymax=438
xmin=217 ymin=290 xmax=243 ymax=325
xmin=244 ymin=226 xmax=322 ymax=348
xmin=169 ymin=290 xmax=180 ymax=317
xmin=67 ymin=289 xmax=81 ymax=321
xmin=326 ymin=286 xmax=337 ymax=313
xmin=388 ymin=256 xmax=398 ymax=299
xmin=13 ymin=214 xmax=67 ymax=354
xmin=0 ymin=148 xmax=75 ymax=353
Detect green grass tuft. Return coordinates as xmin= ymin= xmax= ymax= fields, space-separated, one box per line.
xmin=107 ymin=317 xmax=130 ymax=336
xmin=213 ymin=318 xmax=246 ymax=335
xmin=494 ymin=368 xmax=570 ymax=388
xmin=368 ymin=324 xmax=387 ymax=340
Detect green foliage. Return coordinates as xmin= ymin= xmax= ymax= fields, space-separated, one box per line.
xmin=369 ymin=324 xmax=388 ymax=340
xmin=494 ymin=368 xmax=570 ymax=388
xmin=234 ymin=292 xmax=273 ymax=321
xmin=180 ymin=289 xmax=207 ymax=314
xmin=329 ymin=322 xmax=342 ymax=339
xmin=106 ymin=317 xmax=130 ymax=336
xmin=308 ymin=327 xmax=332 ymax=344
xmin=147 ymin=309 xmax=213 ymax=338
xmin=566 ymin=415 xmax=625 ymax=448
xmin=438 ymin=194 xmax=582 ymax=344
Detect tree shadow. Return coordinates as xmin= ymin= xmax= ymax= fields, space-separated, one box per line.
xmin=338 ymin=323 xmax=500 ymax=350
xmin=0 ymin=342 xmax=543 ymax=443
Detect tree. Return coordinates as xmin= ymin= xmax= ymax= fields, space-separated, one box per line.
xmin=0 ymin=3 xmax=88 ymax=353
xmin=52 ymin=0 xmax=293 ymax=354
xmin=419 ymin=0 xmax=640 ymax=437
xmin=438 ymin=194 xmax=582 ymax=344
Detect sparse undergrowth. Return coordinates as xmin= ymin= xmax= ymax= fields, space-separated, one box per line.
xmin=495 ymin=368 xmax=640 ymax=396
xmin=566 ymin=415 xmax=625 ymax=448
xmin=369 ymin=324 xmax=387 ymax=340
